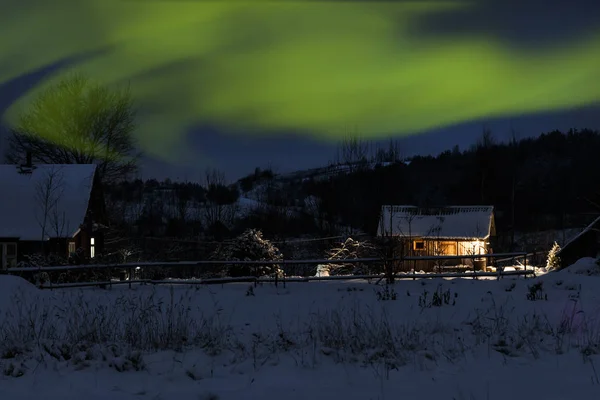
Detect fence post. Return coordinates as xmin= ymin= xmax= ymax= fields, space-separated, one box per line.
xmin=254 ymin=263 xmax=258 ymax=288
xmin=523 ymin=254 xmax=527 ymax=279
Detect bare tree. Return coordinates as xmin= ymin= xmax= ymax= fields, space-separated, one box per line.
xmin=50 ymin=198 xmax=68 ymax=239
xmin=305 ymin=195 xmax=330 ymax=233
xmin=35 ymin=166 xmax=66 ymax=252
xmin=377 ymin=205 xmax=402 ymax=282
xmin=379 ymin=206 xmax=419 ymax=276
xmin=174 ymin=184 xmax=193 ymax=222
xmin=374 ymin=138 xmax=402 ymax=164
xmin=128 ymin=187 xmax=147 ymax=232
xmin=140 ymin=188 xmax=166 ymax=236
xmin=425 ymin=218 xmax=447 ymax=273
xmin=508 ymin=127 xmax=520 ymax=250
xmin=334 ymin=132 xmax=369 ymax=172
xmin=475 ymin=127 xmax=496 ymax=203
xmin=203 ymin=168 xmax=238 ymax=236
xmin=5 ymin=74 xmax=140 ymax=184
xmin=324 ymin=237 xmax=378 ymax=275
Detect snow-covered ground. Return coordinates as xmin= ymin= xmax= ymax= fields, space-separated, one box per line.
xmin=2 ymin=259 xmax=600 ymax=399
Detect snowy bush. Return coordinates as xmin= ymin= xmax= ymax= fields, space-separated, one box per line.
xmin=546 ymin=241 xmax=561 ymax=270
xmin=17 ymin=252 xmax=68 ymax=269
xmin=324 ymin=237 xmax=380 ymax=275
xmin=214 ymin=229 xmax=283 ymax=277
xmin=16 ymin=253 xmax=75 ymax=286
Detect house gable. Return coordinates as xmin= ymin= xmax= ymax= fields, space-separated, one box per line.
xmin=0 ymin=164 xmax=97 ymax=241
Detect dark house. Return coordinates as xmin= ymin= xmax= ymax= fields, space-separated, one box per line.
xmin=377 ymin=205 xmax=496 ymax=271
xmin=0 ymin=163 xmax=106 ymax=269
xmin=557 ymin=216 xmax=600 ymax=268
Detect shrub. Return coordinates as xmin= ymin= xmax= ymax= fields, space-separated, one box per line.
xmin=324 ymin=237 xmax=380 ymax=275
xmin=526 ymin=281 xmax=547 ymax=301
xmin=214 ymin=229 xmax=283 ymax=277
xmin=418 ymin=285 xmax=457 ymax=308
xmin=546 ymin=241 xmax=561 ymax=270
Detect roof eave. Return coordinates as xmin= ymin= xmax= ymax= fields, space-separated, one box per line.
xmin=383 ymin=234 xmax=490 ymax=240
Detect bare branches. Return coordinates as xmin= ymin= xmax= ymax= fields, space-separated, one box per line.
xmin=476 ymin=127 xmax=496 ymax=150
xmin=337 ymin=135 xmax=369 ymax=167
xmin=5 ymin=73 xmax=140 ymax=184
xmin=203 ymin=168 xmax=238 ymax=237
xmin=374 ymin=138 xmax=402 ymax=164
xmin=35 ymin=166 xmax=67 ymax=243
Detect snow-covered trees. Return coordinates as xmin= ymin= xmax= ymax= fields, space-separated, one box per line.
xmin=215 ymin=229 xmax=283 ymax=277
xmin=546 ymin=241 xmax=561 ymax=270
xmin=323 ymin=237 xmax=379 ymax=275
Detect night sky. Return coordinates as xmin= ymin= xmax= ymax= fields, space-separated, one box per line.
xmin=1 ymin=1 xmax=599 ymax=182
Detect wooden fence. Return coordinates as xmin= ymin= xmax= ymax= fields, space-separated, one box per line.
xmin=3 ymin=252 xmax=537 ymax=289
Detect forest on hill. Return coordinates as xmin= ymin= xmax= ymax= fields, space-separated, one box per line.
xmin=104 ymin=128 xmax=600 ymax=252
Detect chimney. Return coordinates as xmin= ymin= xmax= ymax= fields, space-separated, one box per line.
xmin=17 ymin=150 xmax=35 ymax=174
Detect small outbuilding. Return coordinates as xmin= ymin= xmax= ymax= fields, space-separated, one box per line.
xmin=377 ymin=205 xmax=496 ymax=271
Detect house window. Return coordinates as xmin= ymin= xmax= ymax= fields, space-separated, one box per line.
xmin=1 ymin=242 xmax=18 ymax=269
xmin=413 ymin=240 xmax=425 ymax=251
xmin=438 ymin=241 xmax=457 ymax=256
xmin=68 ymin=241 xmax=76 ymax=255
xmin=90 ymin=237 xmax=95 ymax=258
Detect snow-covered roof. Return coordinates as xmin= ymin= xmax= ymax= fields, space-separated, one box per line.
xmin=377 ymin=205 xmax=495 ymax=240
xmin=0 ymin=164 xmax=96 ymax=240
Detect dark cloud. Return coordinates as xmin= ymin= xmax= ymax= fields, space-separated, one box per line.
xmin=413 ymin=1 xmax=600 ymax=49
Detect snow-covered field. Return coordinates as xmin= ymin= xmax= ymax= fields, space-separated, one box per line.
xmin=2 ymin=259 xmax=600 ymax=399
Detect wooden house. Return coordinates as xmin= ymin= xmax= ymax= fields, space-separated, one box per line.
xmin=0 ymin=163 xmax=106 ymax=269
xmin=377 ymin=205 xmax=496 ymax=271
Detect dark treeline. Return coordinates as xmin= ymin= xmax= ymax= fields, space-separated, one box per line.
xmin=305 ymin=128 xmax=600 ymax=246
xmin=102 ymin=128 xmax=600 ymax=253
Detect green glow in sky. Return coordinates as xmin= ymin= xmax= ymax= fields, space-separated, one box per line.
xmin=1 ymin=1 xmax=599 ymax=162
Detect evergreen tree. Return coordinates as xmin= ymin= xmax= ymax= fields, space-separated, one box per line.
xmin=546 ymin=241 xmax=561 ymax=270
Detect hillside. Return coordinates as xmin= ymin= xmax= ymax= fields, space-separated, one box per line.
xmin=102 ymin=128 xmax=600 ymax=258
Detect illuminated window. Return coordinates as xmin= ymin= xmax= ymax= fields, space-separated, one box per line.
xmin=90 ymin=237 xmax=95 ymax=258
xmin=458 ymin=240 xmax=486 ymax=256
xmin=413 ymin=241 xmax=425 ymax=251
xmin=68 ymin=242 xmax=76 ymax=254
xmin=438 ymin=241 xmax=457 ymax=256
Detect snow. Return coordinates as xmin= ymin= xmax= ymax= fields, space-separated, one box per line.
xmin=0 ymin=164 xmax=96 ymax=240
xmin=554 ymin=257 xmax=600 ymax=276
xmin=378 ymin=205 xmax=494 ymax=239
xmin=2 ymin=258 xmax=600 ymax=399
xmin=236 ymin=196 xmax=262 ymax=217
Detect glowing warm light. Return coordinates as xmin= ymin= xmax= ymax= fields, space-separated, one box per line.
xmin=90 ymin=237 xmax=95 ymax=258
xmin=458 ymin=240 xmax=486 ymax=256
xmin=1 ymin=1 xmax=599 ymax=163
